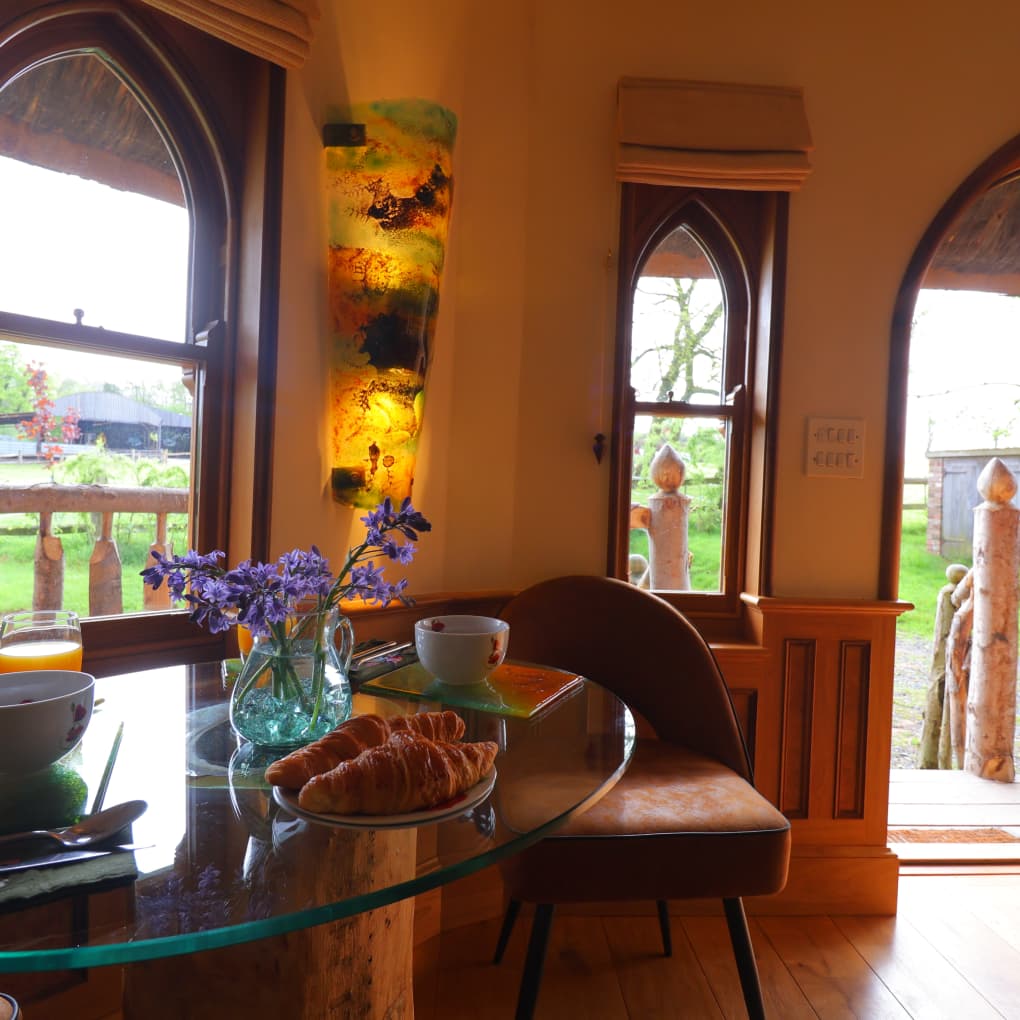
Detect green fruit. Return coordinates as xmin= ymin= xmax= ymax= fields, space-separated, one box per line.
xmin=0 ymin=763 xmax=88 ymax=834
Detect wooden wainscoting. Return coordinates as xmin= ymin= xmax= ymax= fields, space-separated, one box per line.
xmin=737 ymin=595 xmax=910 ymax=914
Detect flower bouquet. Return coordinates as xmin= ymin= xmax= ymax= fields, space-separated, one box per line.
xmin=142 ymin=498 xmax=431 ymax=747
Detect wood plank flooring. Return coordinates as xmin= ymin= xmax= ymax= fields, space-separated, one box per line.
xmin=414 ymin=872 xmax=1020 ymax=1019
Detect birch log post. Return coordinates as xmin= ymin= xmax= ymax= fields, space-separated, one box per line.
xmin=944 ymin=569 xmax=973 ymax=769
xmin=965 ymin=457 xmax=1020 ymax=782
xmin=919 ymin=563 xmax=969 ymax=768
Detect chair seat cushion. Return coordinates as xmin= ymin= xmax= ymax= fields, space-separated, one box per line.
xmin=500 ymin=739 xmax=791 ymax=903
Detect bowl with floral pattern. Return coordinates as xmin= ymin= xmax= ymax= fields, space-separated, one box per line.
xmin=0 ymin=670 xmax=95 ymax=774
xmin=414 ymin=615 xmax=509 ymax=686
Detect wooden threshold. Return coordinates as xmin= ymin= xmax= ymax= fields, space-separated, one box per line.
xmin=889 ymin=768 xmax=1020 ymax=865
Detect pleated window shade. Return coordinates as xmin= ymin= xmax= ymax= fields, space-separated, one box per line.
xmin=138 ymin=0 xmax=319 ymax=68
xmin=617 ymin=77 xmax=813 ymax=191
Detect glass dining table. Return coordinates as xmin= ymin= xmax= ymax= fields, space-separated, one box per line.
xmin=0 ymin=659 xmax=634 ymax=1017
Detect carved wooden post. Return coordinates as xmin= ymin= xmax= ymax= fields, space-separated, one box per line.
xmin=144 ymin=513 xmax=172 ymax=611
xmin=630 ymin=444 xmax=692 ymax=591
xmin=945 ymin=569 xmax=973 ymax=768
xmin=89 ymin=511 xmax=123 ymax=616
xmin=965 ymin=457 xmax=1019 ymax=782
xmin=919 ymin=562 xmax=969 ymax=768
xmin=32 ymin=510 xmax=64 ymax=611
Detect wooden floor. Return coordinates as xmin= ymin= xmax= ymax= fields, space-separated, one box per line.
xmin=414 ymin=871 xmax=1020 ymax=1019
xmin=888 ymin=769 xmax=1020 ymax=863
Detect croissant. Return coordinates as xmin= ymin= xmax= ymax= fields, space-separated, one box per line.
xmin=298 ymin=731 xmax=498 ymax=815
xmin=265 ymin=710 xmax=466 ymax=789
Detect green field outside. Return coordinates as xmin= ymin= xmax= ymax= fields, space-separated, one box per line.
xmin=0 ymin=458 xmax=188 ymax=618
xmin=895 ymin=508 xmax=969 ymax=641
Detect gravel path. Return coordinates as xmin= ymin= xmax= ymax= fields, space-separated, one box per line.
xmin=893 ymin=632 xmax=1020 ymax=769
xmin=892 ymin=633 xmax=933 ymax=770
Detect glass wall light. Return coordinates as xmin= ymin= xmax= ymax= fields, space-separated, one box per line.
xmin=324 ymin=99 xmax=457 ymax=508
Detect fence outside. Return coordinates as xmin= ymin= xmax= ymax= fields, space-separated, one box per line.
xmin=0 ymin=483 xmax=187 ymax=616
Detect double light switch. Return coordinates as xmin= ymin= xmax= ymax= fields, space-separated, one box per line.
xmin=805 ymin=417 xmax=865 ymax=478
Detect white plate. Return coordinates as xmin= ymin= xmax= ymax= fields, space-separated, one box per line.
xmin=272 ymin=769 xmax=496 ymax=830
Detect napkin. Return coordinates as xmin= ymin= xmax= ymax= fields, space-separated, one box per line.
xmin=0 ymin=847 xmax=137 ymax=906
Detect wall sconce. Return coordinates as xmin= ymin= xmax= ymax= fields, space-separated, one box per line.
xmin=324 ymin=99 xmax=457 ymax=508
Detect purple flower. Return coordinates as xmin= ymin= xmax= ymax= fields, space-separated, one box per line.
xmin=139 ymin=498 xmax=431 ymax=637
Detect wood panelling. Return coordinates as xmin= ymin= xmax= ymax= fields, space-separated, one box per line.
xmin=780 ymin=639 xmax=815 ymax=818
xmin=728 ymin=687 xmax=758 ymax=766
xmin=742 ymin=595 xmax=909 ymax=913
xmin=835 ymin=641 xmax=870 ymax=819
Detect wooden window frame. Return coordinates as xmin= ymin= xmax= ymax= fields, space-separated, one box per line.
xmin=0 ymin=1 xmax=281 ymax=673
xmin=609 ymin=183 xmax=785 ymax=634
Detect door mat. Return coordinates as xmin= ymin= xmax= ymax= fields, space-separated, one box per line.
xmin=888 ymin=827 xmax=1020 ymax=844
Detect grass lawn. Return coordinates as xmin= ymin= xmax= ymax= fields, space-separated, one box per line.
xmin=0 ymin=530 xmax=157 ymax=616
xmin=1 ymin=459 xmax=187 ymax=617
xmin=629 ymin=527 xmax=721 ymax=590
xmin=895 ymin=508 xmax=968 ymax=641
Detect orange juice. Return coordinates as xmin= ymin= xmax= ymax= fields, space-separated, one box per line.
xmin=236 ymin=624 xmax=254 ymax=657
xmin=0 ymin=639 xmax=83 ymax=673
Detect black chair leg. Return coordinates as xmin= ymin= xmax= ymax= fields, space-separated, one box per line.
xmin=722 ymin=897 xmax=766 ymax=1020
xmin=515 ymin=903 xmax=554 ymax=1020
xmin=493 ymin=898 xmax=522 ymax=964
xmin=656 ymin=899 xmax=672 ymax=956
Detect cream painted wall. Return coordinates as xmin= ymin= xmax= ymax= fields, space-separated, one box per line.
xmin=270 ymin=0 xmax=1020 ymax=600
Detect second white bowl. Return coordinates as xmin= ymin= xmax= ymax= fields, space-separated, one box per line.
xmin=414 ymin=615 xmax=509 ymax=686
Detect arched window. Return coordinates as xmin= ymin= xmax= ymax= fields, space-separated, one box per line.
xmin=0 ymin=1 xmax=280 ymax=668
xmin=610 ymin=185 xmax=784 ymax=628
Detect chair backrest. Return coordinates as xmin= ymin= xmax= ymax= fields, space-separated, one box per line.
xmin=500 ymin=575 xmax=753 ymax=780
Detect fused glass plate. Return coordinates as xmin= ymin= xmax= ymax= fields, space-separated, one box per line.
xmin=359 ymin=660 xmax=584 ymax=719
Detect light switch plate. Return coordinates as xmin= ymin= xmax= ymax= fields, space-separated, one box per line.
xmin=805 ymin=417 xmax=865 ymax=478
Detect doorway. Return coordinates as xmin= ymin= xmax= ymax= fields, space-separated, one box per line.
xmin=885 ymin=147 xmax=1020 ymax=860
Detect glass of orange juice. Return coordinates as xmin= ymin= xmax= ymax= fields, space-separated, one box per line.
xmin=0 ymin=610 xmax=83 ymax=674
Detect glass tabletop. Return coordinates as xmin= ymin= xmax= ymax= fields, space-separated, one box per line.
xmin=0 ymin=661 xmax=633 ymax=972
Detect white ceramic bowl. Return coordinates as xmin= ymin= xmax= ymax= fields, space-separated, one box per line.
xmin=414 ymin=615 xmax=509 ymax=686
xmin=0 ymin=670 xmax=95 ymax=774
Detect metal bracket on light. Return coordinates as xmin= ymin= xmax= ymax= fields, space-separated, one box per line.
xmin=322 ymin=123 xmax=366 ymax=147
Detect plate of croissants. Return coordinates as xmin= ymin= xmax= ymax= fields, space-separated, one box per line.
xmin=265 ymin=709 xmax=499 ymax=830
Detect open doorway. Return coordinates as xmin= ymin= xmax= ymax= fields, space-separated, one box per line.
xmin=886 ymin=150 xmax=1020 ymax=860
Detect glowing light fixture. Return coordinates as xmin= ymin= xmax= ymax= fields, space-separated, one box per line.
xmin=324 ymin=99 xmax=457 ymax=508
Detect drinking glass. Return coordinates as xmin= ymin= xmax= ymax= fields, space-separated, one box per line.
xmin=0 ymin=610 xmax=83 ymax=674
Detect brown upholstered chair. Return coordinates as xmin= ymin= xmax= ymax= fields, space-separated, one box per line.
xmin=492 ymin=575 xmax=790 ymax=1020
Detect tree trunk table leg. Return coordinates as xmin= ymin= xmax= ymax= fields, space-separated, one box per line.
xmin=122 ymin=826 xmax=417 ymax=1018
xmin=122 ymin=897 xmax=414 ymax=1019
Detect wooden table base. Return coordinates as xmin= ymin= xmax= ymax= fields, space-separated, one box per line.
xmin=122 ymin=898 xmax=414 ymax=1019
xmin=123 ymin=825 xmax=417 ymax=1018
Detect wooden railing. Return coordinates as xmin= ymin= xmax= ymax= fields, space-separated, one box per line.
xmin=0 ymin=483 xmax=188 ymax=616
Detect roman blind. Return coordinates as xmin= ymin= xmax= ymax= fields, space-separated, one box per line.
xmin=617 ymin=77 xmax=813 ymax=191
xmin=138 ymin=0 xmax=319 ymax=68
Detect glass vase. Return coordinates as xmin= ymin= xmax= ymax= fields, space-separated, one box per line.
xmin=229 ymin=607 xmax=354 ymax=748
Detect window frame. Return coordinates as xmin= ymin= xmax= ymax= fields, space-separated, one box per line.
xmin=609 ymin=183 xmax=780 ymax=629
xmin=0 ymin=1 xmax=280 ymax=672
